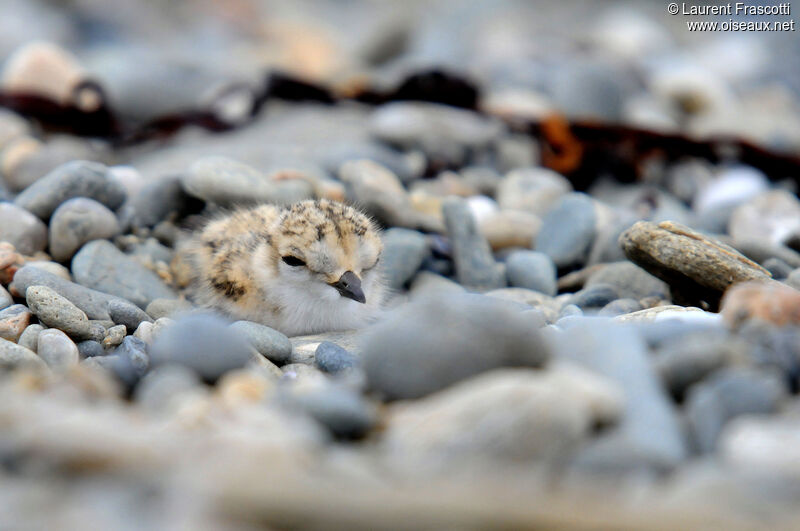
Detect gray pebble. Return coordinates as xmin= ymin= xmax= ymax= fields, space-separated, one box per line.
xmin=763 ymin=257 xmax=793 ymax=280
xmin=598 ymin=298 xmax=643 ymax=317
xmin=0 ymin=337 xmax=46 ymax=370
xmin=102 ymin=324 xmax=127 ymax=349
xmin=534 ymin=192 xmax=596 ymax=269
xmin=568 ymin=283 xmax=619 ymax=310
xmin=48 ymin=197 xmax=120 ymax=262
xmin=558 ymin=304 xmax=583 ymax=319
xmin=77 ymin=340 xmax=105 ymax=358
xmin=25 ymin=285 xmax=92 ymax=340
xmin=686 ymin=367 xmax=786 ymax=454
xmin=0 ymin=202 xmax=48 ymax=255
xmin=281 ymin=384 xmax=377 ymax=439
xmin=181 ymin=156 xmax=294 ymax=207
xmin=14 ymin=160 xmax=126 ymax=220
xmin=118 ymin=175 xmax=194 ymax=230
xmin=145 ymin=298 xmax=192 ymax=320
xmin=362 ymin=293 xmax=550 ymax=400
xmin=36 ymin=328 xmax=79 ymax=372
xmin=17 ymin=323 xmax=44 ymax=352
xmin=134 ymin=365 xmax=202 ymax=411
xmin=229 ymin=320 xmax=292 ymax=365
xmin=107 ymin=299 xmax=153 ymax=332
xmin=442 ymin=197 xmax=504 ymax=290
xmin=380 ymin=228 xmax=430 ymax=290
xmin=72 ymin=240 xmax=176 ymax=309
xmin=0 ymin=285 xmax=12 ymax=310
xmin=10 ymin=265 xmax=121 ymax=320
xmin=149 ymin=313 xmax=251 ymax=382
xmin=505 ymin=250 xmax=557 ymax=296
xmin=315 ymin=341 xmax=359 ymax=374
xmin=586 ymin=262 xmax=670 ymax=301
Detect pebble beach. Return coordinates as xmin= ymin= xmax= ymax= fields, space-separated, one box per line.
xmin=1 ymin=1 xmax=800 ymax=529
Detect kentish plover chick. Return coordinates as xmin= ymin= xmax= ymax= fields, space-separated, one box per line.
xmin=187 ymin=199 xmax=386 ymax=336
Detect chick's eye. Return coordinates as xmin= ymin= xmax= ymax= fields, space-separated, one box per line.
xmin=281 ymin=256 xmax=306 ymax=267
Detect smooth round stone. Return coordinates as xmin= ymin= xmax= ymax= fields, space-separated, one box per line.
xmin=0 ymin=202 xmax=47 ymax=255
xmin=7 ymin=136 xmax=102 ymax=193
xmin=25 ymin=260 xmax=71 ymax=280
xmin=25 ymin=284 xmax=92 ymax=340
xmin=763 ymin=258 xmax=793 ymax=280
xmin=568 ymin=284 xmax=619 ymax=310
xmin=585 ymin=262 xmax=670 ymax=301
xmin=693 ymin=166 xmax=769 ymax=214
xmin=102 ymin=324 xmax=126 ymax=349
xmin=0 ymin=337 xmax=46 ymax=371
xmin=14 ymin=161 xmax=126 ymax=220
xmin=107 ymin=299 xmax=153 ymax=332
xmin=721 ymin=281 xmax=800 ymax=329
xmin=559 ymin=304 xmax=583 ymax=319
xmin=77 ymin=340 xmax=104 ymax=358
xmin=478 ymin=209 xmax=541 ymax=251
xmin=181 ymin=156 xmax=296 ymax=207
xmin=0 ymin=304 xmax=31 ymax=342
xmin=598 ymin=298 xmax=643 ymax=317
xmin=72 ymin=240 xmax=176 ymax=309
xmin=282 ymin=385 xmax=377 ymax=439
xmin=17 ymin=323 xmax=43 ymax=352
xmin=118 ymin=175 xmax=194 ymax=230
xmin=134 ymin=365 xmax=203 ymax=411
xmin=442 ymin=197 xmax=504 ymax=290
xmin=37 ymin=328 xmax=79 ymax=372
xmin=144 ymin=298 xmax=192 ymax=320
xmin=315 ymin=341 xmax=359 ymax=374
xmin=505 ymin=250 xmax=557 ymax=296
xmin=534 ymin=193 xmax=596 ymax=269
xmin=113 ymin=336 xmax=149 ymax=379
xmin=380 ymin=228 xmax=430 ymax=291
xmin=48 ymin=197 xmax=120 ymax=262
xmin=1 ymin=41 xmax=84 ymax=105
xmin=150 ymin=313 xmax=251 ymax=382
xmin=361 ymin=293 xmax=550 ymax=400
xmin=496 ymin=167 xmax=572 ymax=217
xmin=686 ymin=367 xmax=787 ymax=454
xmin=229 ymin=320 xmax=292 ymax=365
xmin=0 ymin=284 xmax=12 ymax=310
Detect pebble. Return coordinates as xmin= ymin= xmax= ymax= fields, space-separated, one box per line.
xmin=181 ymin=156 xmax=303 ymax=207
xmin=315 ymin=341 xmax=359 ymax=374
xmin=77 ymin=340 xmax=104 ymax=358
xmin=14 ymin=161 xmax=126 ymax=220
xmin=36 ymin=328 xmax=79 ymax=372
xmin=288 ymin=330 xmax=360 ymax=364
xmin=229 ymin=320 xmax=293 ymax=365
xmin=534 ymin=192 xmax=596 ymax=269
xmin=384 ymin=367 xmax=622 ymax=467
xmin=114 ymin=336 xmax=149 ymax=375
xmin=693 ymin=166 xmax=769 ymax=215
xmin=550 ymin=320 xmax=687 ymax=469
xmin=0 ymin=41 xmax=85 ymax=105
xmin=719 ymin=416 xmax=800 ymax=474
xmin=0 ymin=202 xmax=48 ymax=255
xmin=620 ymin=221 xmax=771 ymax=309
xmin=567 ymin=283 xmax=619 ymax=310
xmin=338 ymin=159 xmax=441 ymax=232
xmin=17 ymin=323 xmax=43 ymax=352
xmin=762 ymin=257 xmax=793 ymax=280
xmin=24 ymin=260 xmax=71 ymax=280
xmin=504 ymin=250 xmax=557 ymax=296
xmin=496 ymin=167 xmax=572 ymax=217
xmin=728 ymin=190 xmax=800 ymax=247
xmin=361 ymin=293 xmax=550 ymax=400
xmin=102 ymin=324 xmax=127 ymax=349
xmin=10 ymin=265 xmax=118 ymax=320
xmin=281 ymin=384 xmax=377 ymax=439
xmin=48 ymin=197 xmax=120 ymax=262
xmin=25 ymin=285 xmax=92 ymax=340
xmin=149 ymin=313 xmax=251 ymax=382
xmin=442 ymin=197 xmax=504 ymax=291
xmin=107 ymin=299 xmax=153 ymax=332
xmin=788 ymin=268 xmax=800 ymax=291
xmin=585 ymin=261 xmax=670 ymax=301
xmin=118 ymin=175 xmax=194 ymax=230
xmin=0 ymin=337 xmax=46 ymax=370
xmin=145 ymin=298 xmax=192 ymax=320
xmin=598 ymin=298 xmax=642 ymax=317
xmin=408 ymin=271 xmax=465 ymax=300
xmin=72 ymin=240 xmax=176 ymax=309
xmin=720 ymin=280 xmax=800 ymax=329
xmin=478 ymin=209 xmax=541 ymax=251
xmin=134 ymin=365 xmax=203 ymax=412
xmin=0 ymin=284 xmax=12 ymax=310
xmin=380 ymin=228 xmax=430 ymax=290
xmin=0 ymin=304 xmax=31 ymax=342
xmin=685 ymin=367 xmax=786 ymax=454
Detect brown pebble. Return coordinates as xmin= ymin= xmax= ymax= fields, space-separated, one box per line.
xmin=721 ymin=280 xmax=800 ymax=329
xmin=0 ymin=304 xmax=31 ymax=342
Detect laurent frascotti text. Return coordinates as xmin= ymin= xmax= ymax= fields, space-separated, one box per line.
xmin=682 ymin=3 xmax=791 ymax=15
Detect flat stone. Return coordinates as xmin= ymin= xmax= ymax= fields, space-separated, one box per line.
xmin=72 ymin=240 xmax=176 ymax=309
xmin=48 ymin=197 xmax=120 ymax=262
xmin=14 ymin=160 xmax=126 ymax=220
xmin=37 ymin=328 xmax=79 ymax=372
xmin=620 ymin=221 xmax=771 ymax=309
xmin=0 ymin=202 xmax=48 ymax=254
xmin=0 ymin=304 xmax=31 ymax=342
xmin=25 ymin=284 xmax=92 ymax=340
xmin=567 ymin=284 xmax=619 ymax=310
xmin=229 ymin=320 xmax=293 ymax=365
xmin=534 ymin=192 xmax=596 ymax=269
xmin=10 ymin=265 xmax=120 ymax=320
xmin=442 ymin=197 xmax=504 ymax=291
xmin=380 ymin=228 xmax=430 ymax=291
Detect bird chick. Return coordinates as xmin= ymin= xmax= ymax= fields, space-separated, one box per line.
xmin=187 ymin=199 xmax=386 ymax=336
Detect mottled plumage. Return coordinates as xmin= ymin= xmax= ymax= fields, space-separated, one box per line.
xmin=186 ymin=199 xmax=385 ymax=336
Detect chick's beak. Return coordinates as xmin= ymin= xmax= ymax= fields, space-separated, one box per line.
xmin=330 ymin=270 xmax=366 ymax=303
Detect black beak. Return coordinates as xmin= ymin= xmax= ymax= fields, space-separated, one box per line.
xmin=330 ymin=271 xmax=366 ymax=304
